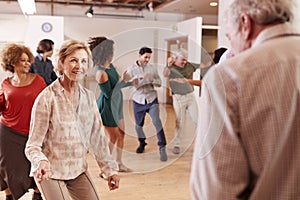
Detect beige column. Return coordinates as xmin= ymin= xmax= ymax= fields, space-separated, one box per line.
xmin=294 ymin=0 xmax=300 ymax=31
xmin=217 ymin=0 xmax=232 ymax=48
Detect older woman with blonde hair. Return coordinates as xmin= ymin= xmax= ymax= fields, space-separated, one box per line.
xmin=25 ymin=40 xmax=120 ymax=200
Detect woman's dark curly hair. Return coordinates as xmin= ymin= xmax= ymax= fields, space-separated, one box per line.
xmin=88 ymin=37 xmax=114 ymax=67
xmin=1 ymin=43 xmax=34 ymax=73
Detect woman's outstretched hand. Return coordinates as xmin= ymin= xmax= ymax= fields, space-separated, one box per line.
xmin=122 ymin=70 xmax=131 ymax=83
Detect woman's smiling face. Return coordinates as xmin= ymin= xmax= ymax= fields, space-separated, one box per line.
xmin=13 ymin=53 xmax=32 ymax=73
xmin=62 ymin=49 xmax=88 ymax=81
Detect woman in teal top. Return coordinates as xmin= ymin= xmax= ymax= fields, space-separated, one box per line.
xmin=97 ymin=63 xmax=129 ymax=127
xmin=88 ymin=37 xmax=132 ymax=174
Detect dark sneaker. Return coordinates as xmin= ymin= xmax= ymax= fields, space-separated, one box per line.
xmin=32 ymin=192 xmax=43 ymax=200
xmin=5 ymin=195 xmax=13 ymax=200
xmin=160 ymin=146 xmax=168 ymax=161
xmin=136 ymin=142 xmax=147 ymax=153
xmin=172 ymin=146 xmax=180 ymax=154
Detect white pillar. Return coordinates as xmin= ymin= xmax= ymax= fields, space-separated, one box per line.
xmin=293 ymin=0 xmax=300 ymax=31
xmin=217 ymin=0 xmax=232 ymax=48
xmin=177 ymin=17 xmax=202 ymax=63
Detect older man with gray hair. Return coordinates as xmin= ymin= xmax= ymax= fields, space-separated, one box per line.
xmin=164 ymin=49 xmax=200 ymax=154
xmin=190 ymin=0 xmax=300 ymax=199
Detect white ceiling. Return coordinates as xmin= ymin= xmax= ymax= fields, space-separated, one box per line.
xmin=0 ymin=0 xmax=218 ymax=17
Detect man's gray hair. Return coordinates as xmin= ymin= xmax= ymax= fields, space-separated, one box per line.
xmin=225 ymin=0 xmax=294 ymax=31
xmin=173 ymin=48 xmax=188 ymax=59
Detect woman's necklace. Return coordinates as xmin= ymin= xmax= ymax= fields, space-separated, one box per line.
xmin=10 ymin=73 xmax=33 ymax=87
xmin=59 ymin=76 xmax=80 ymax=111
xmin=64 ymin=88 xmax=80 ymax=111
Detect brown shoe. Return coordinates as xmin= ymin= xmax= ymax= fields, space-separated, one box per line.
xmin=172 ymin=146 xmax=180 ymax=154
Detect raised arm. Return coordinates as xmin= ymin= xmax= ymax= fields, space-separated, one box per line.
xmin=118 ymin=70 xmax=132 ymax=88
xmin=163 ymin=56 xmax=175 ymax=77
xmin=163 ymin=66 xmax=171 ymax=78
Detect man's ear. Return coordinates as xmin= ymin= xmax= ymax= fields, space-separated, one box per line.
xmin=240 ymin=13 xmax=252 ymax=40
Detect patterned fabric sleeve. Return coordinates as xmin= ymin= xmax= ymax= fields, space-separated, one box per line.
xmin=25 ymin=89 xmax=50 ymax=174
xmin=190 ymin=66 xmax=249 ymax=199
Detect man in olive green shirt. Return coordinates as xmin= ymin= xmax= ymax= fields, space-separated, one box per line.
xmin=163 ymin=49 xmax=199 ymax=154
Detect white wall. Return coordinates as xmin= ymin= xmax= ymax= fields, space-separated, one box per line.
xmin=25 ymin=16 xmax=64 ymax=53
xmin=64 ymin=17 xmax=178 ymax=102
xmin=0 ymin=15 xmax=28 ymax=81
xmin=0 ymin=14 xmax=182 ymax=102
xmin=177 ymin=17 xmax=202 ymax=64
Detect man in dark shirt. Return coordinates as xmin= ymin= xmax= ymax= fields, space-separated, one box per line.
xmin=30 ymin=39 xmax=57 ymax=85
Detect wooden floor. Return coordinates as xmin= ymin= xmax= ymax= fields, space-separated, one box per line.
xmin=0 ymin=101 xmax=197 ymax=200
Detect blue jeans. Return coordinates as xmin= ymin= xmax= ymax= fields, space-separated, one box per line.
xmin=133 ymin=98 xmax=167 ymax=149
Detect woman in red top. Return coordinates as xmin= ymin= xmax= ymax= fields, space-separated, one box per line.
xmin=0 ymin=44 xmax=46 ymax=200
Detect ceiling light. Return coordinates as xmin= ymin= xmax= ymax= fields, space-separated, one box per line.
xmin=147 ymin=2 xmax=153 ymax=12
xmin=209 ymin=2 xmax=218 ymax=7
xmin=18 ymin=0 xmax=36 ymax=15
xmin=85 ymin=6 xmax=94 ymax=18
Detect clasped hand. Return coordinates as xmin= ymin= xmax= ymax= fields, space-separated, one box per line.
xmin=108 ymin=174 xmax=120 ymax=191
xmin=35 ymin=160 xmax=52 ymax=183
xmin=138 ymin=73 xmax=153 ymax=82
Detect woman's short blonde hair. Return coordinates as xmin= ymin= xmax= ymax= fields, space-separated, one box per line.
xmin=54 ymin=40 xmax=93 ymax=75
